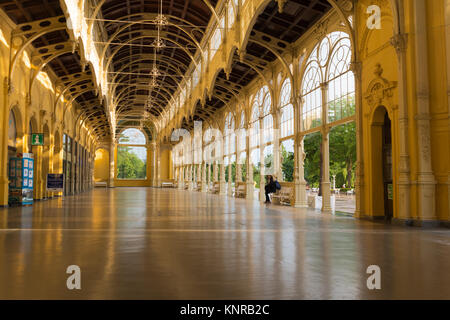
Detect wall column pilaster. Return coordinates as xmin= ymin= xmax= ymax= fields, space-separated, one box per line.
xmin=245 ymin=124 xmax=254 ymax=199
xmin=413 ymin=0 xmax=436 ymax=222
xmin=219 ymin=135 xmax=226 ymax=194
xmin=108 ymin=141 xmax=115 ymax=188
xmin=390 ymin=33 xmax=411 ymax=222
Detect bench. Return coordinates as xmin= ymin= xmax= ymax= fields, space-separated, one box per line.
xmin=193 ymin=181 xmax=202 ymax=191
xmin=94 ymin=180 xmax=108 ymax=188
xmin=235 ymin=182 xmax=246 ymax=198
xmin=210 ymin=181 xmax=220 ymax=194
xmin=271 ymin=182 xmax=294 ymax=206
xmin=161 ymin=179 xmax=177 ymax=188
xmin=184 ymin=180 xmax=189 ymax=190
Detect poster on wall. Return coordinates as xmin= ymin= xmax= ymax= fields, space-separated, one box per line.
xmin=47 ymin=174 xmax=64 ymax=192
xmin=8 ymin=155 xmax=34 ymax=206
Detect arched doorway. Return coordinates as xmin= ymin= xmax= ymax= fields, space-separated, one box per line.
xmin=371 ymin=106 xmax=393 ymax=220
xmin=8 ymin=110 xmax=17 ymax=163
xmin=94 ymin=148 xmax=109 ymax=184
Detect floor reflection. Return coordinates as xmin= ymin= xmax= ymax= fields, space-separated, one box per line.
xmin=0 ymin=187 xmax=449 ymax=299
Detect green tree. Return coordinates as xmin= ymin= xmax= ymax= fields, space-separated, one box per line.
xmin=117 ymin=147 xmax=146 ymax=179
xmin=281 ymin=144 xmax=294 ymax=182
xmin=253 ymin=162 xmax=260 ymax=188
xmin=304 ymin=131 xmax=322 ymax=193
xmin=330 ymin=122 xmax=356 ymax=188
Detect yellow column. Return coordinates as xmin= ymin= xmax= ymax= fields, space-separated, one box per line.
xmin=0 ymin=79 xmax=9 ymax=206
xmin=108 ymin=141 xmax=115 ymax=188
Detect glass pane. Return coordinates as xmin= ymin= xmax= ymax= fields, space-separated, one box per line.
xmin=119 ymin=128 xmax=146 ymax=145
xmin=117 ymin=146 xmax=147 ymax=179
xmin=281 ymin=139 xmax=294 ymax=182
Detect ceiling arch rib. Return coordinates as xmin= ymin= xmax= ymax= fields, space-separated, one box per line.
xmin=92 ymin=0 xmax=218 ymax=133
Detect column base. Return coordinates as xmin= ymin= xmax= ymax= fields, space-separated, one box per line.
xmin=417 ymin=178 xmax=436 ymax=221
xmin=246 ymin=183 xmax=254 ymax=200
xmin=294 ymin=202 xmax=308 ymax=208
xmin=321 ymin=181 xmax=332 ymax=213
xmin=201 ymin=181 xmax=207 ymax=192
xmin=392 ymin=218 xmax=444 ymax=228
xmin=219 ymin=181 xmax=227 ymax=195
xmin=294 ymin=181 xmax=307 ymax=208
xmin=0 ymin=177 xmax=9 ymax=206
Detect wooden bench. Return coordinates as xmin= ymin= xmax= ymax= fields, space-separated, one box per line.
xmin=94 ymin=180 xmax=108 ymax=188
xmin=193 ymin=181 xmax=202 ymax=191
xmin=271 ymin=181 xmax=294 ymax=206
xmin=235 ymin=182 xmax=246 ymax=198
xmin=161 ymin=179 xmax=176 ymax=188
xmin=210 ymin=181 xmax=220 ymax=194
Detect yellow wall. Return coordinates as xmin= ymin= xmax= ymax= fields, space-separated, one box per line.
xmin=94 ymin=148 xmax=109 ymax=182
xmin=113 ymin=145 xmax=153 ymax=187
xmin=160 ymin=149 xmax=172 ymax=180
xmin=0 ymin=10 xmax=96 ymax=205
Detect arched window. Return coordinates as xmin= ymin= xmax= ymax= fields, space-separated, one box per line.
xmin=301 ymin=31 xmax=354 ymax=130
xmin=193 ymin=123 xmax=202 ymax=165
xmin=250 ymin=102 xmax=259 ymax=149
xmin=262 ymin=92 xmax=273 ymax=144
xmin=117 ymin=128 xmax=147 ymax=180
xmin=224 ymin=112 xmax=235 ymax=156
xmin=228 ymin=1 xmax=235 ymax=28
xmin=326 ymin=33 xmax=354 ymax=122
xmin=8 ymin=110 xmax=17 ymax=148
xmin=211 ymin=17 xmax=225 ymax=58
xmin=238 ymin=111 xmax=246 ymax=152
xmin=280 ymin=79 xmax=294 ymax=138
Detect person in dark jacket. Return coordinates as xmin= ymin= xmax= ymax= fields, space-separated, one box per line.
xmin=264 ymin=175 xmax=276 ymax=203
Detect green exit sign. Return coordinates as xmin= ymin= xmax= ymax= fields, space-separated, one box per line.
xmin=31 ymin=133 xmax=44 ymax=146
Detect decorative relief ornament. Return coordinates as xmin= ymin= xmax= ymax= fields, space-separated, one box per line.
xmin=277 ymin=0 xmax=287 ymax=13
xmin=364 ymin=63 xmax=397 ymax=109
xmin=390 ymin=33 xmax=408 ymax=54
xmin=337 ymin=0 xmax=353 ymax=13
xmin=313 ymin=19 xmax=329 ymax=41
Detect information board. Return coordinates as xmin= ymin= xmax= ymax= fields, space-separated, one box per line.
xmin=47 ymin=174 xmax=64 ymax=192
xmin=31 ymin=133 xmax=44 ymax=146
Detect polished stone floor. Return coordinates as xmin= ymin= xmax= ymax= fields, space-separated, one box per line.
xmin=0 ymin=187 xmax=449 ymax=300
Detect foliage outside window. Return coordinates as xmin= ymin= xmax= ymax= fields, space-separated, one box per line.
xmin=280 ymin=79 xmax=294 ymax=138
xmin=281 ymin=139 xmax=294 ymax=182
xmin=117 ymin=128 xmax=147 ymax=180
xmin=302 ymin=31 xmax=354 ymax=130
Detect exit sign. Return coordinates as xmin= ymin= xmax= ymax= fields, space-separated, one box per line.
xmin=31 ymin=133 xmax=44 ymax=146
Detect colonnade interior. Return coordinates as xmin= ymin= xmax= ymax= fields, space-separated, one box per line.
xmin=0 ymin=0 xmax=449 ymax=300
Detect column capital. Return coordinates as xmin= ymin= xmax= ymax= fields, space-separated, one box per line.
xmin=350 ymin=61 xmax=362 ymax=80
xmin=390 ymin=33 xmax=408 ymax=55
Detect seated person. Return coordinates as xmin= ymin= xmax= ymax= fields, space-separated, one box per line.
xmin=264 ymin=175 xmax=277 ymax=204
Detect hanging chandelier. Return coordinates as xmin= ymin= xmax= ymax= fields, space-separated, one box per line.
xmin=150 ymin=48 xmax=161 ymax=77
xmin=149 ymin=77 xmax=158 ymax=87
xmin=153 ymin=0 xmax=166 ymax=51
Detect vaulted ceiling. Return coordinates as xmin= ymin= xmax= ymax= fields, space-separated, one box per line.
xmin=0 ymin=0 xmax=332 ymax=140
xmin=0 ymin=0 xmax=110 ymax=141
